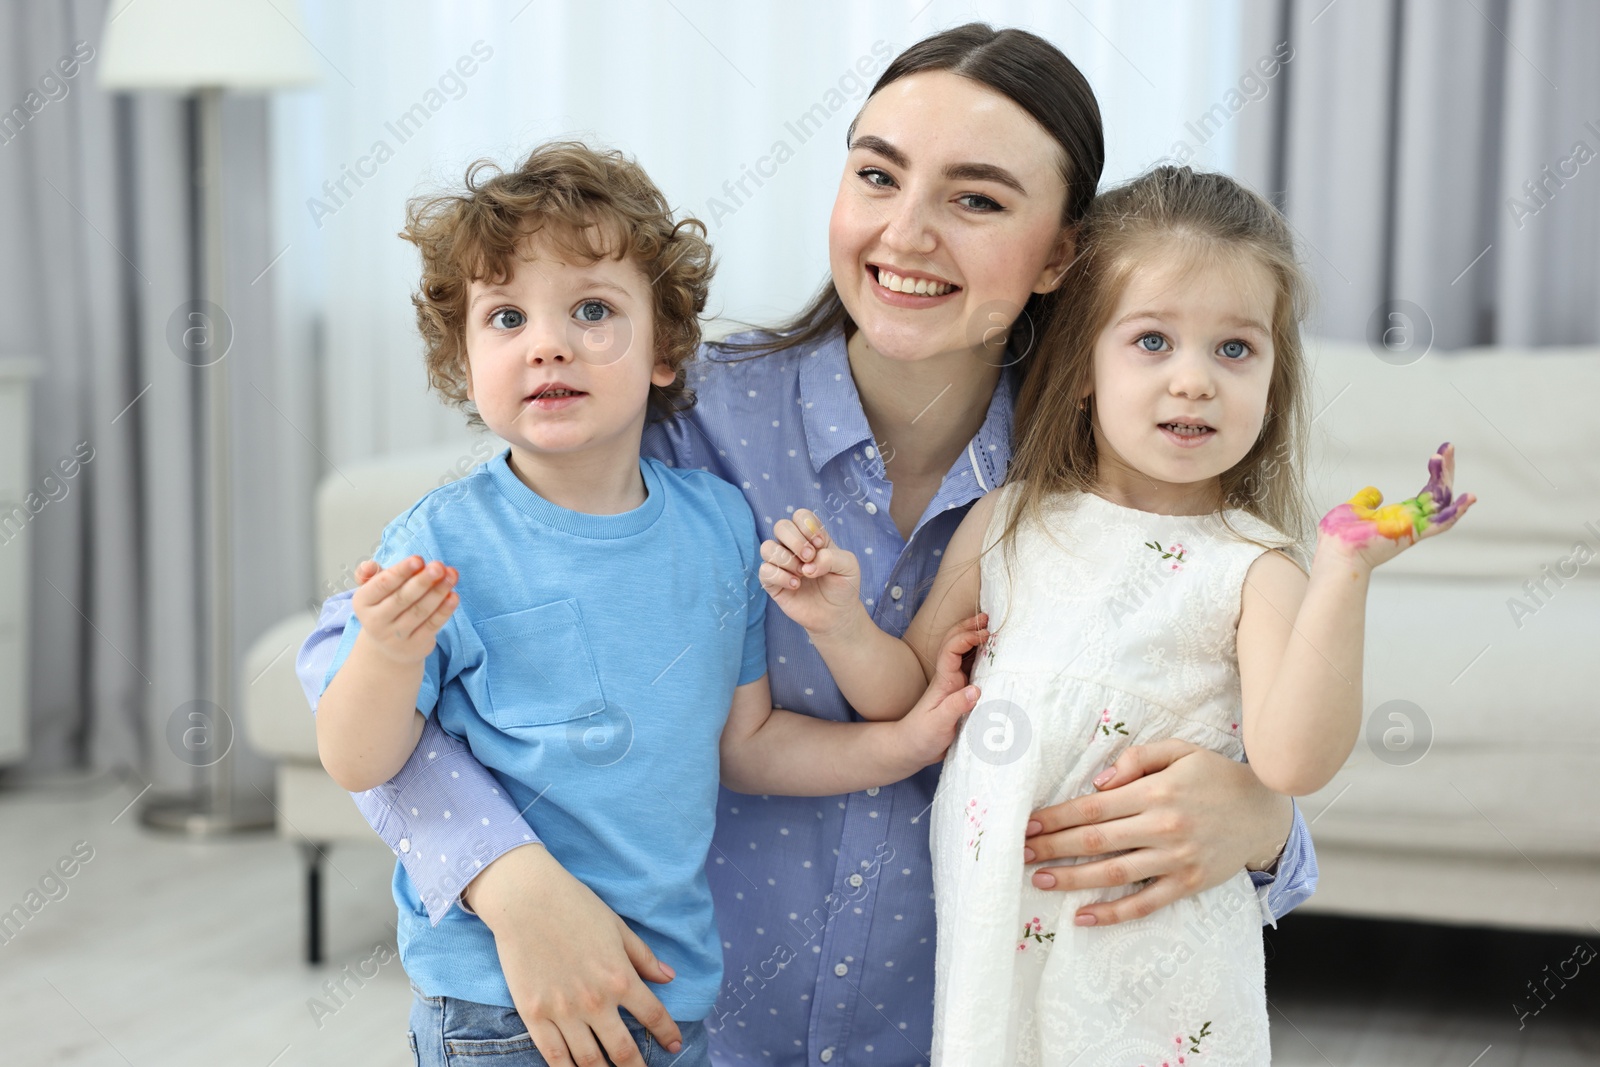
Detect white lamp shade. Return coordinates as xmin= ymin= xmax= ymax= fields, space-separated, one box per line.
xmin=99 ymin=0 xmax=321 ymax=91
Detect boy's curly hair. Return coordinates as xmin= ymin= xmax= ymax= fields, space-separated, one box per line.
xmin=402 ymin=141 xmax=714 ymax=427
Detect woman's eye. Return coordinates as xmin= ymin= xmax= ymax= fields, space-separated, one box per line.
xmin=857 ymin=167 xmax=895 ymax=189
xmin=1219 ymin=340 xmax=1250 ymax=359
xmin=1137 ymin=333 xmax=1168 ymax=353
xmin=488 ymin=307 xmax=525 ymax=330
xmin=956 ymin=193 xmax=1003 ymax=212
xmin=574 ymin=299 xmax=612 ymax=324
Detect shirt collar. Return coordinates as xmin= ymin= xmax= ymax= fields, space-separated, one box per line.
xmin=798 ymin=324 xmax=1020 ymax=491
xmin=798 ymin=329 xmax=876 ymax=473
xmin=967 ymin=358 xmax=1017 ymax=492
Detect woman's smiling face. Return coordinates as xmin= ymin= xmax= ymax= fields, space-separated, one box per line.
xmin=828 ymin=70 xmax=1074 ymax=365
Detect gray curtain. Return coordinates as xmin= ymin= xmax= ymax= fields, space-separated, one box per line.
xmin=0 ymin=0 xmax=313 ymax=794
xmin=1236 ymin=0 xmax=1600 ymax=349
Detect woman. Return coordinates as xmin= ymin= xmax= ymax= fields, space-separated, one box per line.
xmin=297 ymin=23 xmax=1314 ymax=1067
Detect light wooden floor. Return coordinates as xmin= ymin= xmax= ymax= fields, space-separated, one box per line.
xmin=0 ymin=776 xmax=412 ymax=1067
xmin=1 ymin=777 xmax=1595 ymax=1066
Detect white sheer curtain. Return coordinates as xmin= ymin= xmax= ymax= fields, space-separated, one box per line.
xmin=273 ymin=0 xmax=1250 ymax=467
xmin=1 ymin=0 xmax=306 ymax=787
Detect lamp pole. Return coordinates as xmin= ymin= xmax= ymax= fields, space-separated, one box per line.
xmin=141 ymin=87 xmax=272 ymax=834
xmin=98 ymin=0 xmax=319 ymax=836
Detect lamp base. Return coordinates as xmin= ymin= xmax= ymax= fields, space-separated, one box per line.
xmin=139 ymin=791 xmax=274 ymax=836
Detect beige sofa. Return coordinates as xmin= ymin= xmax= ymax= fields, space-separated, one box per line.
xmin=1288 ymin=338 xmax=1599 ymax=934
xmin=243 ymin=339 xmax=1600 ymax=961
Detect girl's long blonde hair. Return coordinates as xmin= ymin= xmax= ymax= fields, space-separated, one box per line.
xmin=999 ymin=165 xmax=1315 ymax=571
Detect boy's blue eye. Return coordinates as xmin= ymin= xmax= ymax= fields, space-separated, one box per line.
xmin=1137 ymin=333 xmax=1167 ymax=352
xmin=575 ymin=300 xmax=611 ymax=323
xmin=1219 ymin=340 xmax=1249 ymax=359
xmin=488 ymin=307 xmax=525 ymax=330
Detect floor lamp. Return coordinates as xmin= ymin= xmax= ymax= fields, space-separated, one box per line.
xmin=100 ymin=0 xmax=319 ymax=834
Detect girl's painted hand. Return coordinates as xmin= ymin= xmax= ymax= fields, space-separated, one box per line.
xmin=758 ymin=508 xmax=863 ymax=637
xmin=350 ymin=555 xmax=459 ymax=665
xmin=895 ymin=617 xmax=987 ymax=769
xmin=1316 ymin=441 xmax=1476 ymax=569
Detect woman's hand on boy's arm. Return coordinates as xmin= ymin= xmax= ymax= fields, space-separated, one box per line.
xmin=463 ymin=844 xmax=683 ymax=1067
xmin=1021 ymin=740 xmax=1294 ymax=926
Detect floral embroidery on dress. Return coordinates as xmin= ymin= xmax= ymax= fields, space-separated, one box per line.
xmin=1144 ymin=539 xmax=1188 ymax=571
xmin=965 ymin=798 xmax=987 ymax=861
xmin=1094 ymin=708 xmax=1128 ymax=739
xmin=1186 ymin=1021 xmax=1213 ymax=1053
xmin=931 ymin=489 xmax=1277 ymax=1064
xmin=1016 ymin=915 xmax=1055 ymax=952
xmin=1135 ymin=1024 xmax=1209 ymax=1066
xmin=980 ymin=629 xmax=1000 ymax=666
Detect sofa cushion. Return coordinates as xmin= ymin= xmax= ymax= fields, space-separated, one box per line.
xmin=315 ymin=438 xmax=502 ymax=591
xmin=1301 ymin=575 xmax=1600 ymax=857
xmin=242 ymin=610 xmax=320 ymax=760
xmin=277 ymin=762 xmax=393 ymax=843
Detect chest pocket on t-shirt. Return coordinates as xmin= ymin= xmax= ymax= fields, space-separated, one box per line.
xmin=476 ymin=599 xmax=605 ymax=730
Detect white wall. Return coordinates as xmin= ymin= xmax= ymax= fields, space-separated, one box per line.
xmin=271 ymin=0 xmax=1250 ymax=466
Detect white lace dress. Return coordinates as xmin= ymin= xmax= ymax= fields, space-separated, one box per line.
xmin=929 ymin=486 xmax=1294 ymax=1067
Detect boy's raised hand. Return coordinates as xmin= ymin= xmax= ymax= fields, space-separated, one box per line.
xmin=759 ymin=508 xmax=863 ymax=636
xmin=350 ymin=555 xmax=459 ymax=663
xmin=1317 ymin=441 xmax=1477 ymax=569
xmin=895 ymin=615 xmax=989 ymax=769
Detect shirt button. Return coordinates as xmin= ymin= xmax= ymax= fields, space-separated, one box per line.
xmin=833 ymin=962 xmax=849 ymax=977
xmin=866 ymin=786 xmax=880 ymax=796
xmin=820 ymin=1049 xmax=835 ymax=1063
xmin=398 ymin=838 xmax=411 ymax=853
xmin=890 ymin=585 xmax=903 ymax=600
xmin=864 ymin=501 xmax=878 ymax=515
xmin=848 ymin=873 xmax=864 ymax=888
xmin=863 ymin=446 xmax=876 ymax=459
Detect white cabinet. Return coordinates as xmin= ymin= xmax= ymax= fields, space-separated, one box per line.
xmin=0 ymin=357 xmax=41 ymax=763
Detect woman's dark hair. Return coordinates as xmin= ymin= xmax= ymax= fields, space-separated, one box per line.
xmin=721 ymin=22 xmax=1104 ymax=389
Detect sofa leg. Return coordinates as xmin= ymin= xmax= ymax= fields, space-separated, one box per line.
xmin=300 ymin=841 xmax=327 ymax=965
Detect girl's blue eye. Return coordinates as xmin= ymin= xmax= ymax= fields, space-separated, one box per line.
xmin=575 ymin=300 xmax=612 ymax=323
xmin=1219 ymin=340 xmax=1250 ymax=359
xmin=1137 ymin=333 xmax=1168 ymax=352
xmin=488 ymin=307 xmax=525 ymax=330
xmin=857 ymin=168 xmax=895 ymax=188
xmin=957 ymin=193 xmax=1003 ymax=212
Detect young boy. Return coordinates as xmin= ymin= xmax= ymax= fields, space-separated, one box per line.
xmin=313 ymin=142 xmax=984 ymax=1067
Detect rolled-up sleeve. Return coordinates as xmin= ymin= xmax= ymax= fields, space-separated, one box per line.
xmin=1249 ymin=802 xmax=1318 ymax=927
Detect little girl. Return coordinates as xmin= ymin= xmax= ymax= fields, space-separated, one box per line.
xmin=756 ymin=166 xmax=1474 ymax=1065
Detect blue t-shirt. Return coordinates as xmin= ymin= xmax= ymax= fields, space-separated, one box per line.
xmin=325 ymin=450 xmax=767 ymax=1020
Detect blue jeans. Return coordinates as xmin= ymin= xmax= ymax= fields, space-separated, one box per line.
xmin=407 ymin=985 xmax=709 ymax=1066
